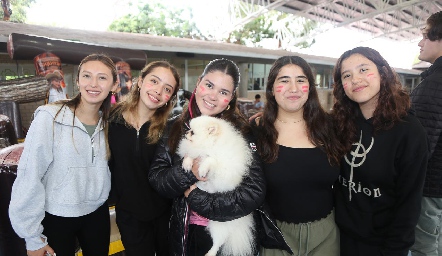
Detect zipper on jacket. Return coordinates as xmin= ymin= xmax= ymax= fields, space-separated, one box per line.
xmin=136 ymin=129 xmax=140 ymax=152
xmin=91 ymin=137 xmax=95 ymax=163
xmin=256 ymin=208 xmax=293 ymax=254
xmin=182 ymin=203 xmax=189 ymax=256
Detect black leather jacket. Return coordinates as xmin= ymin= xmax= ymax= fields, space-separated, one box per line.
xmin=411 ymin=56 xmax=442 ymax=197
xmin=255 ymin=203 xmax=293 ymax=254
xmin=148 ymin=118 xmax=267 ymax=256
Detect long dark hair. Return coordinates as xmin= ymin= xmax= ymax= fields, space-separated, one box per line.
xmin=110 ymin=61 xmax=181 ymax=144
xmin=168 ymin=58 xmax=250 ymax=154
xmin=257 ymin=56 xmax=343 ymax=166
xmin=332 ymin=47 xmax=410 ymax=153
xmin=54 ymin=53 xmax=117 ymax=158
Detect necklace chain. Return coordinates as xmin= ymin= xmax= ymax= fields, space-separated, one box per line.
xmin=276 ymin=117 xmax=302 ymax=124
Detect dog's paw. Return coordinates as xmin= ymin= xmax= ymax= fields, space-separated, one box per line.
xmin=198 ymin=167 xmax=209 ymax=178
xmin=198 ymin=158 xmax=215 ymax=178
xmin=182 ymin=157 xmax=193 ymax=171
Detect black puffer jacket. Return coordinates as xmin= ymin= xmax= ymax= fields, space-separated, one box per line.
xmin=411 ymin=56 xmax=442 ymax=197
xmin=148 ymin=118 xmax=266 ymax=256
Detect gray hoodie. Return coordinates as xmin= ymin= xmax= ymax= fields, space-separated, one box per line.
xmin=9 ymin=104 xmax=111 ymax=251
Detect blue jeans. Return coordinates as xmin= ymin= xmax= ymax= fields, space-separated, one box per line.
xmin=411 ymin=197 xmax=442 ymax=256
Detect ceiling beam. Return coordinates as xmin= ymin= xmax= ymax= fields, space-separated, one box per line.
xmin=235 ymin=0 xmax=442 ymax=46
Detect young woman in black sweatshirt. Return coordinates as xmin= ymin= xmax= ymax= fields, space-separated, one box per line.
xmin=108 ymin=61 xmax=180 ymax=256
xmin=332 ymin=47 xmax=428 ymax=256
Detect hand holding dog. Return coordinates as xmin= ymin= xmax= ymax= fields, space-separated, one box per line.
xmin=183 ymin=158 xmax=207 ymax=198
xmin=176 ymin=116 xmax=256 ymax=256
xmin=191 ymin=158 xmax=208 ymax=181
xmin=184 ymin=184 xmax=197 ymax=198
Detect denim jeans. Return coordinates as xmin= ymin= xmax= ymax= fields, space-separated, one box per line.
xmin=410 ymin=197 xmax=442 ymax=256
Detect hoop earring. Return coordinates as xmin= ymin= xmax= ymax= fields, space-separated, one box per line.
xmin=226 ymin=105 xmax=230 ymax=111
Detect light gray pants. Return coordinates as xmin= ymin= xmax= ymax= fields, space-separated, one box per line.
xmin=261 ymin=210 xmax=339 ymax=256
xmin=411 ymin=197 xmax=442 ymax=256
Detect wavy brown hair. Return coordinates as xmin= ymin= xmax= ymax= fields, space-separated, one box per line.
xmin=256 ymin=55 xmax=344 ymax=166
xmin=168 ymin=58 xmax=250 ymax=154
xmin=331 ymin=47 xmax=410 ymax=153
xmin=110 ymin=61 xmax=181 ymax=144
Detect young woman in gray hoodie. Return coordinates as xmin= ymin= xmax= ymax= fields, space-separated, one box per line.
xmin=9 ymin=53 xmax=118 ymax=256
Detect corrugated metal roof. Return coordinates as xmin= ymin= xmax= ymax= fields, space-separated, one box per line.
xmin=236 ymin=0 xmax=442 ymax=42
xmin=0 ymin=21 xmax=342 ymax=65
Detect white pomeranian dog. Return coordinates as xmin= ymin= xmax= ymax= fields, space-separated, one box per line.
xmin=177 ymin=115 xmax=255 ymax=256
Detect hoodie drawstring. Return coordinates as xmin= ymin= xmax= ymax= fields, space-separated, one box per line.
xmin=297 ymin=222 xmax=311 ymax=256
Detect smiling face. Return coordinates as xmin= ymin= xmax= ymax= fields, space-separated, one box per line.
xmin=340 ymin=53 xmax=381 ymax=117
xmin=195 ymin=71 xmax=234 ymax=116
xmin=138 ymin=66 xmax=177 ymax=111
xmin=273 ymin=64 xmax=309 ymax=114
xmin=77 ymin=60 xmax=117 ymax=107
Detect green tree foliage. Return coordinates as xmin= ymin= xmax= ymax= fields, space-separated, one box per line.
xmin=227 ymin=3 xmax=318 ymax=49
xmin=108 ymin=2 xmax=205 ymax=39
xmin=2 ymin=0 xmax=35 ymax=23
xmin=107 ymin=0 xmax=316 ymax=50
xmin=228 ymin=15 xmax=274 ymax=45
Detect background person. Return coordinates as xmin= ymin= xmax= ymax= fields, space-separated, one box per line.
xmin=410 ymin=11 xmax=442 ymax=256
xmin=148 ymin=58 xmax=266 ymax=255
xmin=108 ymin=60 xmax=180 ymax=256
xmin=45 ymin=70 xmax=67 ymax=104
xmin=248 ymin=94 xmax=265 ymax=117
xmin=254 ymin=94 xmax=264 ymax=111
xmin=254 ymin=56 xmax=344 ymax=256
xmin=332 ymin=47 xmax=428 ymax=256
xmin=9 ymin=53 xmax=117 ymax=256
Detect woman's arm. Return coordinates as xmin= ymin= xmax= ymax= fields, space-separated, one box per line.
xmin=381 ymin=119 xmax=428 ymax=255
xmin=9 ymin=110 xmax=54 ymax=251
xmin=148 ymin=131 xmax=199 ymax=198
xmin=186 ymin=136 xmax=266 ymax=222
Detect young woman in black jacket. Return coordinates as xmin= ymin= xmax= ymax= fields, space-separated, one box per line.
xmin=148 ymin=58 xmax=266 ymax=256
xmin=108 ymin=61 xmax=180 ymax=256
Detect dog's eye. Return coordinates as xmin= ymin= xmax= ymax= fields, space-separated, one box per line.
xmin=190 ymin=131 xmax=194 ymax=136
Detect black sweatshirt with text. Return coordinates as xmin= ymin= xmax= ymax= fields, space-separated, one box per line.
xmin=335 ymin=111 xmax=428 ymax=256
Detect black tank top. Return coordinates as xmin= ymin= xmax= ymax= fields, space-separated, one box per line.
xmin=264 ymin=146 xmax=339 ymax=223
